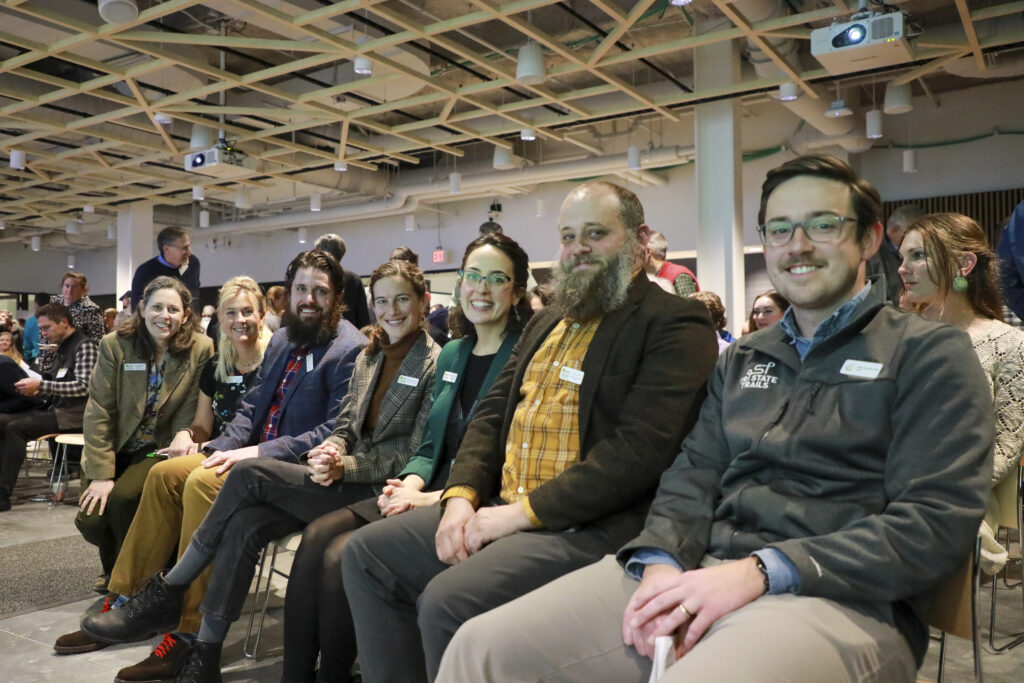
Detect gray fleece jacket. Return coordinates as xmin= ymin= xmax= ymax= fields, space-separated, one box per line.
xmin=619 ymin=283 xmax=994 ymax=665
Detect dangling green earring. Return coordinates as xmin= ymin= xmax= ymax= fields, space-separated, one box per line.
xmin=952 ymin=275 xmax=969 ymax=293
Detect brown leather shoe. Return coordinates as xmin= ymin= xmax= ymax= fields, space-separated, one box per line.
xmin=115 ymin=633 xmax=189 ymax=682
xmin=53 ymin=629 xmax=110 ymax=655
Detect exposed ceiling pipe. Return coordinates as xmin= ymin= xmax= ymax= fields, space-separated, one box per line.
xmin=199 ymin=145 xmax=694 ymax=236
xmin=733 ymin=0 xmax=869 ymax=153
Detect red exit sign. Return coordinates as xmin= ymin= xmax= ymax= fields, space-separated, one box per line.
xmin=432 ymin=249 xmax=446 ymax=264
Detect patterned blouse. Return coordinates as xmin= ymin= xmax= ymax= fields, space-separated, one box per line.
xmin=122 ymin=360 xmax=165 ymax=455
xmin=199 ymin=354 xmax=261 ymax=438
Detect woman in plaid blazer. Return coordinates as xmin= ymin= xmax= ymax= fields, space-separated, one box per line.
xmin=80 ymin=260 xmax=439 ymax=679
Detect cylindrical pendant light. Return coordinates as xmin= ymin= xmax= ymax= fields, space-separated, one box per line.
xmin=9 ymin=149 xmax=26 ymax=170
xmin=516 ymin=43 xmax=545 ymax=85
xmin=199 ymin=209 xmax=210 ymax=228
xmin=31 ymin=235 xmax=41 ymax=251
xmin=449 ymin=172 xmax=461 ymax=194
xmin=536 ymin=199 xmax=545 ymax=218
xmin=192 ymin=185 xmax=204 ymax=201
xmin=67 ymin=253 xmax=76 ymax=269
xmin=883 ymin=82 xmax=913 ymax=114
xmin=902 ymin=149 xmax=917 ymax=173
xmin=865 ymin=109 xmax=883 ymax=139
xmin=298 ymin=227 xmax=308 ymax=244
xmin=310 ymin=193 xmax=321 ymax=212
xmin=627 ymin=145 xmax=641 ymax=170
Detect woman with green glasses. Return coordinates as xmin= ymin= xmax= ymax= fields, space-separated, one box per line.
xmin=278 ymin=232 xmax=535 ymax=682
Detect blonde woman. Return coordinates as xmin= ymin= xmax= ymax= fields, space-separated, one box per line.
xmin=0 ymin=331 xmax=24 ymax=369
xmin=162 ymin=276 xmax=271 ymax=456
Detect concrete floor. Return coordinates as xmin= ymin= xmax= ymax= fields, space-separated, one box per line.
xmin=2 ymin=465 xmax=1023 ymax=682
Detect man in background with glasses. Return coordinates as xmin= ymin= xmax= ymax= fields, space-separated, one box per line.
xmin=341 ymin=180 xmax=718 ymax=682
xmin=437 ymin=154 xmax=993 ymax=683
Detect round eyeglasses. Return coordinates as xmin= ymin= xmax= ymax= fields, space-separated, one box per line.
xmin=757 ymin=215 xmax=857 ymax=247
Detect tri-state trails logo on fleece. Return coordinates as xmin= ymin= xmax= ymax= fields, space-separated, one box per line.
xmin=740 ymin=362 xmax=778 ymax=389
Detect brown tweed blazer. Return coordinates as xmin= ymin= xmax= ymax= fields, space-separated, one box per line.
xmin=326 ymin=329 xmax=439 ymax=492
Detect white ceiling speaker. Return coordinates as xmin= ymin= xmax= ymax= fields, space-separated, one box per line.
xmin=825 ymin=99 xmax=853 ymax=118
xmin=627 ymin=145 xmax=641 ymax=170
xmin=9 ymin=149 xmax=26 ymax=170
xmin=235 ymin=190 xmax=252 ymax=209
xmin=883 ymin=82 xmax=913 ymax=114
xmin=310 ymin=193 xmax=322 ymax=212
xmin=98 ymin=0 xmax=138 ymax=25
xmin=493 ymin=146 xmax=515 ymax=170
xmin=865 ymin=109 xmax=883 ymax=139
xmin=190 ymin=124 xmax=217 ymax=150
xmin=778 ymin=81 xmax=800 ymax=102
xmin=516 ymin=43 xmax=545 ymax=85
xmin=298 ymin=227 xmax=308 ymax=244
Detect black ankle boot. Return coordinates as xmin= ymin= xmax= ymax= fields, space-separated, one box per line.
xmin=176 ymin=640 xmax=223 ymax=683
xmin=80 ymin=571 xmax=186 ymax=644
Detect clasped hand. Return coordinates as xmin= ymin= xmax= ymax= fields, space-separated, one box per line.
xmin=307 ymin=441 xmax=345 ymax=487
xmin=434 ymin=498 xmax=531 ymax=565
xmin=377 ymin=476 xmax=440 ymax=517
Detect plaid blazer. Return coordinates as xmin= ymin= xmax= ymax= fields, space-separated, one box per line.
xmin=326 ymin=329 xmax=439 ymax=492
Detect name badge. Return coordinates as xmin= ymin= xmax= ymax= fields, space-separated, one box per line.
xmin=840 ymin=359 xmax=883 ymax=380
xmin=305 ymin=354 xmax=314 ymax=373
xmin=559 ymin=365 xmax=584 ymax=385
xmin=397 ymin=374 xmax=419 ymax=387
xmin=125 ymin=362 xmax=146 ymax=371
xmin=442 ymin=371 xmax=458 ymax=383
xmin=227 ymin=375 xmax=244 ymax=384
xmin=56 ymin=368 xmax=68 ymax=379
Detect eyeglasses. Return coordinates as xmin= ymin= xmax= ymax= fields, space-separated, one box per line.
xmin=459 ymin=270 xmax=514 ymax=288
xmin=757 ymin=215 xmax=857 ymax=247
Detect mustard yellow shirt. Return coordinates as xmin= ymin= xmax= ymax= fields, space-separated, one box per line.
xmin=443 ymin=318 xmax=601 ymax=526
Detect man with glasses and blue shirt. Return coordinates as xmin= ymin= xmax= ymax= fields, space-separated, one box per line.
xmin=436 ymin=154 xmax=994 ymax=683
xmin=341 ymin=180 xmax=718 ymax=683
xmin=131 ymin=226 xmax=201 ymax=312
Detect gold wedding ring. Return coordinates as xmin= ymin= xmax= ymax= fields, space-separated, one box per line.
xmin=678 ymin=604 xmax=692 ymax=620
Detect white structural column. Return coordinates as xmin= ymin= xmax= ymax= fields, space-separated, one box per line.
xmin=694 ymin=25 xmax=746 ymax=329
xmin=116 ymin=202 xmax=154 ymax=307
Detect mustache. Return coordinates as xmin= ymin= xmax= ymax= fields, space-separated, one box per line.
xmin=778 ymin=257 xmax=827 ymax=270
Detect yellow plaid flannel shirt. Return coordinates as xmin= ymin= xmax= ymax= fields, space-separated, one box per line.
xmin=443 ymin=317 xmax=601 ymax=526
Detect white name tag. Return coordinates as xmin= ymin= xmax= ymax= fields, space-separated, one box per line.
xmin=56 ymin=368 xmax=68 ymax=378
xmin=559 ymin=365 xmax=585 ymax=385
xmin=397 ymin=374 xmax=419 ymax=387
xmin=840 ymin=359 xmax=883 ymax=380
xmin=227 ymin=375 xmax=244 ymax=384
xmin=305 ymin=353 xmax=314 ymax=373
xmin=442 ymin=371 xmax=458 ymax=383
xmin=124 ymin=362 xmax=146 ymax=371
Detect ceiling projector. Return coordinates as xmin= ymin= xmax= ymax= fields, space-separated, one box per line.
xmin=184 ymin=145 xmax=255 ymax=178
xmin=811 ymin=12 xmax=913 ymax=75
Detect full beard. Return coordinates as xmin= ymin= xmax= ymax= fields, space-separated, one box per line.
xmin=551 ymin=236 xmax=637 ymax=322
xmin=283 ymin=300 xmax=342 ymax=347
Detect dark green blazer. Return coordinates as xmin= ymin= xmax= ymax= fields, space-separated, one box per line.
xmin=398 ymin=332 xmax=518 ymax=490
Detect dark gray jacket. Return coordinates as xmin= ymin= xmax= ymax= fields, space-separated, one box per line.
xmin=619 ymin=284 xmax=993 ymax=665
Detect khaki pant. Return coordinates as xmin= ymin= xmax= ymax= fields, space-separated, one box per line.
xmin=437 ymin=555 xmax=917 ymax=683
xmin=107 ymin=453 xmax=226 ymax=633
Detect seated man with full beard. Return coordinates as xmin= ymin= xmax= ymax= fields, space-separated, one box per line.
xmin=54 ymin=249 xmax=367 ymax=682
xmin=339 ymin=181 xmax=719 ymax=682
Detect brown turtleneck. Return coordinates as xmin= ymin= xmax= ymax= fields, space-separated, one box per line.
xmin=364 ymin=330 xmax=420 ymax=433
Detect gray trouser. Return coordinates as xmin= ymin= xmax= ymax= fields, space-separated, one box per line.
xmin=437 ymin=555 xmax=918 ymax=683
xmin=341 ymin=505 xmax=633 ymax=683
